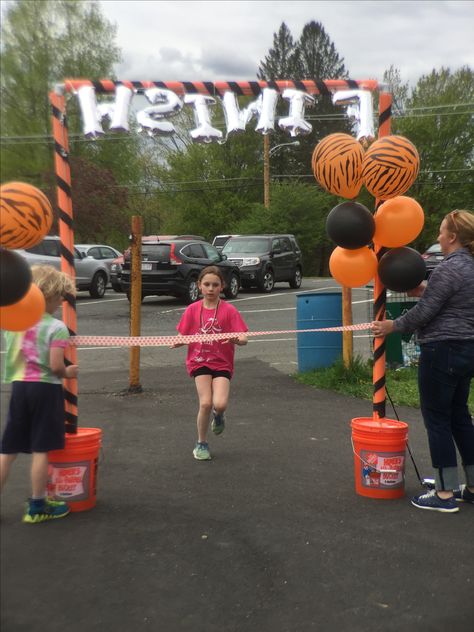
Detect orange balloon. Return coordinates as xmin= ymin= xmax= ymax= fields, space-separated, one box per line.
xmin=0 ymin=284 xmax=45 ymax=332
xmin=0 ymin=181 xmax=53 ymax=249
xmin=312 ymin=133 xmax=364 ymax=199
xmin=329 ymin=246 xmax=378 ymax=288
xmin=374 ymin=196 xmax=424 ymax=247
xmin=361 ymin=135 xmax=419 ymax=200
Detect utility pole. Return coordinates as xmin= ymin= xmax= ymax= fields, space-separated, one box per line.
xmin=263 ymin=135 xmax=270 ymax=209
xmin=263 ymin=138 xmax=299 ymax=208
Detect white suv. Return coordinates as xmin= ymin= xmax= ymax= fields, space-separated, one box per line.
xmin=16 ymin=236 xmax=121 ymax=298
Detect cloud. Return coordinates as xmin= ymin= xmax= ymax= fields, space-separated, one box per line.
xmin=200 ymin=49 xmax=258 ymax=79
xmin=99 ymin=0 xmax=474 ymax=86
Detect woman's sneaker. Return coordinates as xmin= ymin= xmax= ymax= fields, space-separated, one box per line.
xmin=411 ymin=489 xmax=459 ymax=513
xmin=23 ymin=498 xmax=70 ymax=524
xmin=453 ymin=485 xmax=474 ymax=504
xmin=211 ymin=409 xmax=226 ymax=436
xmin=193 ymin=442 xmax=211 ymax=461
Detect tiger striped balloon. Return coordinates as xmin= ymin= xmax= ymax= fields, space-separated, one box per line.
xmin=312 ymin=133 xmax=364 ymax=199
xmin=361 ymin=135 xmax=419 ymax=200
xmin=0 ymin=181 xmax=53 ymax=249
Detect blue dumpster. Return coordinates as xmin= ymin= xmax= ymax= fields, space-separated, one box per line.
xmin=296 ymin=292 xmax=342 ymax=371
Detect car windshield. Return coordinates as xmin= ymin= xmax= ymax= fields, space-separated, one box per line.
xmin=213 ymin=237 xmax=230 ymax=247
xmin=425 ymin=244 xmax=442 ymax=254
xmin=222 ymin=238 xmax=270 ymax=255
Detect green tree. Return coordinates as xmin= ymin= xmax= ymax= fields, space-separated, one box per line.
xmin=257 ymin=22 xmax=300 ymax=81
xmin=1 ymin=0 xmax=121 ymax=183
xmin=391 ymin=66 xmax=474 ymax=249
xmin=382 ymin=65 xmax=409 ymax=112
xmin=1 ymin=0 xmax=141 ymax=244
xmin=235 ymin=181 xmax=335 ymax=275
xmin=154 ymin=130 xmax=265 ymax=240
xmin=295 ymin=21 xmax=347 ymax=81
xmin=257 ymin=21 xmax=351 ymax=180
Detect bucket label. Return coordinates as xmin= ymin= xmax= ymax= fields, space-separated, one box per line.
xmin=360 ymin=450 xmax=405 ymax=489
xmin=47 ymin=460 xmax=90 ymax=501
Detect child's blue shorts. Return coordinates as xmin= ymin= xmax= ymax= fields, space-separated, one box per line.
xmin=0 ymin=382 xmax=66 ymax=454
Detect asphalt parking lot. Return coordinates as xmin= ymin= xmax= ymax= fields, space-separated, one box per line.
xmin=1 ymin=280 xmax=472 ymax=632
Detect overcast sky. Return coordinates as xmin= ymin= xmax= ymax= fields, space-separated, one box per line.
xmin=99 ymin=0 xmax=474 ymax=86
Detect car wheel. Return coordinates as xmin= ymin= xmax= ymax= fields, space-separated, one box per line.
xmin=289 ymin=267 xmax=302 ymax=289
xmin=184 ymin=276 xmax=200 ymax=304
xmin=89 ymin=272 xmax=107 ymax=298
xmin=258 ymin=268 xmax=274 ymax=293
xmin=223 ymin=273 xmax=239 ymax=299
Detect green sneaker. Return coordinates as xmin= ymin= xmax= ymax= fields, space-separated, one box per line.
xmin=23 ymin=498 xmax=70 ymax=524
xmin=46 ymin=497 xmax=69 ymax=508
xmin=211 ymin=409 xmax=226 ymax=436
xmin=193 ymin=442 xmax=211 ymax=461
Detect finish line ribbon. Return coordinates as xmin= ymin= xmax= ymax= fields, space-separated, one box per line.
xmin=70 ymin=323 xmax=372 ymax=347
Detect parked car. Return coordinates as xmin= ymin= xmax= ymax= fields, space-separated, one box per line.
xmin=421 ymin=242 xmax=444 ymax=278
xmin=212 ymin=234 xmax=239 ymax=252
xmin=120 ymin=237 xmax=241 ymax=304
xmin=110 ymin=235 xmax=205 ymax=294
xmin=221 ymin=234 xmax=303 ymax=292
xmin=110 ymin=255 xmax=124 ymax=292
xmin=16 ymin=236 xmax=121 ymax=298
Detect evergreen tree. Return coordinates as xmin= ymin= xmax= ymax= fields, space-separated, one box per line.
xmin=257 ymin=20 xmax=351 ymax=182
xmin=295 ymin=21 xmax=347 ymax=80
xmin=257 ymin=22 xmax=299 ymax=81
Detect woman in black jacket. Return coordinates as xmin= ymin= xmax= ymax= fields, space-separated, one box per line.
xmin=372 ymin=210 xmax=474 ymax=513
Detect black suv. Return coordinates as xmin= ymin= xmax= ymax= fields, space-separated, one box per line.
xmin=121 ymin=237 xmax=241 ymax=303
xmin=221 ymin=234 xmax=303 ymax=292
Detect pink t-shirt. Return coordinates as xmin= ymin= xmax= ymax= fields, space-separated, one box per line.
xmin=177 ymin=300 xmax=248 ymax=376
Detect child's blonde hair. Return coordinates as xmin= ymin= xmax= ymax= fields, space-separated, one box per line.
xmin=31 ymin=265 xmax=76 ymax=300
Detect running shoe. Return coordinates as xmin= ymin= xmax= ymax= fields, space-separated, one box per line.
xmin=23 ymin=498 xmax=71 ymax=524
xmin=193 ymin=442 xmax=211 ymax=461
xmin=211 ymin=409 xmax=226 ymax=436
xmin=453 ymin=485 xmax=474 ymax=504
xmin=411 ymin=489 xmax=459 ymax=513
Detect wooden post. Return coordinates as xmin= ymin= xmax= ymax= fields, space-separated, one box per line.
xmin=342 ymin=286 xmax=353 ymax=368
xmin=263 ymin=134 xmax=270 ymax=208
xmin=129 ymin=215 xmax=143 ymax=393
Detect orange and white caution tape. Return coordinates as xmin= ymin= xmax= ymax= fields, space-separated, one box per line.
xmin=70 ymin=323 xmax=372 ymax=347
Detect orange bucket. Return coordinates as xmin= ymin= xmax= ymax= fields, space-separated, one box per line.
xmin=351 ymin=417 xmax=408 ymax=499
xmin=47 ymin=427 xmax=102 ymax=512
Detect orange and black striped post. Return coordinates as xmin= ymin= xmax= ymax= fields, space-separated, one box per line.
xmin=50 ymin=85 xmax=78 ymax=434
xmin=372 ymin=91 xmax=393 ymax=420
xmin=63 ymin=78 xmax=379 ymax=98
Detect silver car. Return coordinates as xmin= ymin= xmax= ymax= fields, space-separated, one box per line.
xmin=16 ymin=236 xmax=121 ymax=298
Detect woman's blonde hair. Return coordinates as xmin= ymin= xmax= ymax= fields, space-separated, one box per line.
xmin=31 ymin=265 xmax=76 ymax=300
xmin=445 ymin=210 xmax=474 ymax=255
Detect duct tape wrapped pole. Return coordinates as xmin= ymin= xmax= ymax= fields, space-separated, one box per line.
xmin=372 ymin=92 xmax=393 ymax=421
xmin=50 ymin=85 xmax=78 ymax=434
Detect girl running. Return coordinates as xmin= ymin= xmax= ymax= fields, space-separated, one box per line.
xmin=174 ymin=266 xmax=248 ymax=460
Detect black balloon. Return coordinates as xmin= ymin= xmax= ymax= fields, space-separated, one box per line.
xmin=378 ymin=247 xmax=426 ymax=292
xmin=0 ymin=248 xmax=32 ymax=306
xmin=326 ymin=201 xmax=375 ymax=249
